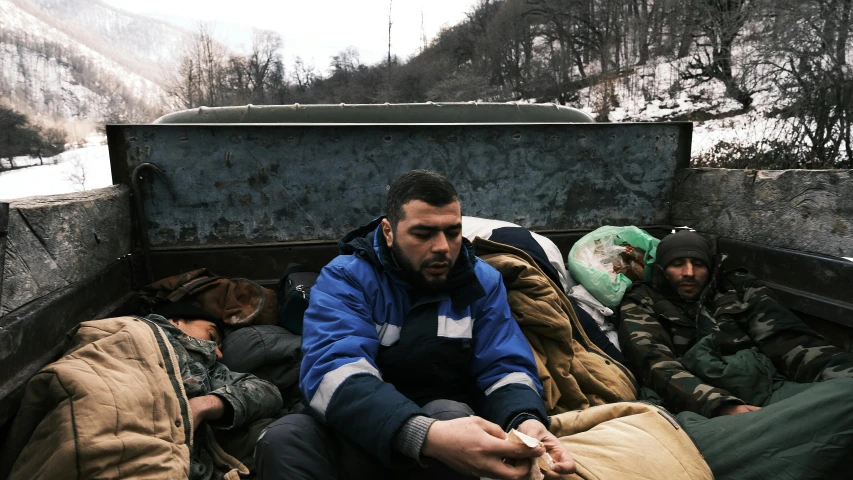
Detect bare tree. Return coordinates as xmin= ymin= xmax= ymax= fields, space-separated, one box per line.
xmin=292 ymin=57 xmax=318 ymax=92
xmin=247 ymin=30 xmax=285 ymax=103
xmin=682 ymin=0 xmax=757 ymax=109
xmin=761 ymin=0 xmax=853 ymax=166
xmin=420 ymin=10 xmax=428 ymax=53
xmin=65 ymin=152 xmax=87 ymax=191
xmin=165 ymin=54 xmax=199 ymax=108
xmin=197 ymin=23 xmax=226 ymax=106
xmin=165 ymin=23 xmax=228 ymax=108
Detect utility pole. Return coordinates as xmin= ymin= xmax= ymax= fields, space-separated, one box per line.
xmin=420 ymin=10 xmax=427 ymax=53
xmin=387 ymin=0 xmax=393 ymax=102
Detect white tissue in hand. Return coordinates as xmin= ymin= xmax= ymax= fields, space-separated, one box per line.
xmin=507 ymin=429 xmax=541 ymax=448
xmin=507 ymin=429 xmax=554 ymax=479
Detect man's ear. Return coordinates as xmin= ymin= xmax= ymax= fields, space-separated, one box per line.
xmin=381 ymin=218 xmax=394 ymax=247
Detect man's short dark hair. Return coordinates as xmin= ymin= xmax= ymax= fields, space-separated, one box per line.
xmin=386 ymin=170 xmax=459 ymax=227
xmin=155 ymin=301 xmax=224 ymax=333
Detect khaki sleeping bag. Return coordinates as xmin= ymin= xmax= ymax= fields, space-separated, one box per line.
xmin=0 ymin=316 xmax=248 ymax=480
xmin=549 ymin=402 xmax=712 ymax=480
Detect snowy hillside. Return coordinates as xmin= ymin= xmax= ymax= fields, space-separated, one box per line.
xmin=25 ymin=0 xmax=187 ymax=80
xmin=0 ymin=0 xmax=184 ymax=126
xmin=571 ymin=55 xmax=790 ymax=159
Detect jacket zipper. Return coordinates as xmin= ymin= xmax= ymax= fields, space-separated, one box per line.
xmin=137 ymin=316 xmax=194 ymax=447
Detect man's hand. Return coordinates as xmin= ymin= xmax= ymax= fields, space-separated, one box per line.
xmin=516 ymin=419 xmax=576 ymax=478
xmin=718 ymin=404 xmax=761 ymax=416
xmin=188 ymin=394 xmax=226 ymax=429
xmin=421 ymin=416 xmax=545 ymax=479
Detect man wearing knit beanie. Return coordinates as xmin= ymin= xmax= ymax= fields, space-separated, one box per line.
xmin=653 ymin=230 xmax=713 ymax=301
xmin=618 ymin=230 xmax=853 ymax=480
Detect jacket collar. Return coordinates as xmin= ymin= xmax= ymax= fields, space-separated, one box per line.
xmin=339 ymin=217 xmax=485 ymax=306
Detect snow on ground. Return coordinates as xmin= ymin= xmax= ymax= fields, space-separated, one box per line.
xmin=572 ymin=53 xmax=796 ymax=159
xmin=0 ymin=46 xmax=844 ymax=201
xmin=0 ymin=144 xmax=112 ymax=201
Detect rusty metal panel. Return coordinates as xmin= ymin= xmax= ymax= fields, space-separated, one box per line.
xmin=0 ymin=257 xmax=134 ymax=430
xmin=108 ymin=123 xmax=691 ymax=248
xmin=0 ymin=202 xmax=7 ymax=310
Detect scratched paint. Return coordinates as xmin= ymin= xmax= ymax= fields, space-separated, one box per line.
xmin=109 ymin=123 xmax=691 ymax=247
xmin=0 ymin=202 xmax=8 ymax=309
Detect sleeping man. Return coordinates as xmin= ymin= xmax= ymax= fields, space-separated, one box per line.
xmin=1 ymin=302 xmax=283 ymax=480
xmin=619 ymin=230 xmax=853 ymax=479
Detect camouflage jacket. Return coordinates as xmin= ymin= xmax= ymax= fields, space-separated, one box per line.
xmin=619 ymin=269 xmax=853 ymax=418
xmin=145 ymin=315 xmax=282 ymax=479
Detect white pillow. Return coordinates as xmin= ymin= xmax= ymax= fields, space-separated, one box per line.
xmin=462 ymin=216 xmax=573 ymax=292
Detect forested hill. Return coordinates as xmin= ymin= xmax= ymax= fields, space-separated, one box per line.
xmin=1 ymin=0 xmax=850 ymax=169
xmin=0 ymin=0 xmax=185 ymax=132
xmin=170 ymin=0 xmax=845 ymax=168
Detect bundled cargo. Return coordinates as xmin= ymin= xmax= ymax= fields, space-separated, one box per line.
xmin=567 ymin=226 xmax=660 ymax=308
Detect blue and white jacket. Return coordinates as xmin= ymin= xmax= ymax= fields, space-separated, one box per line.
xmin=299 ymin=218 xmax=547 ymax=466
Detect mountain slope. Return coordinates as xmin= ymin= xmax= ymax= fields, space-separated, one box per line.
xmin=0 ymin=0 xmax=187 ymax=128
xmin=23 ymin=0 xmax=187 ymax=82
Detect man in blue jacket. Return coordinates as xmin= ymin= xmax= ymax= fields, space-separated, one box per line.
xmin=256 ymin=170 xmax=573 ymax=479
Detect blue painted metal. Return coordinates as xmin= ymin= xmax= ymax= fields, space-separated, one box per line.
xmin=107 ymin=122 xmax=692 ymax=248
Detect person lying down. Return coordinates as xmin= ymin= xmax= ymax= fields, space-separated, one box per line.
xmin=1 ymin=302 xmax=282 ymax=480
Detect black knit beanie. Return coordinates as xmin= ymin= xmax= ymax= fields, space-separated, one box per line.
xmin=655 ymin=230 xmax=712 ymax=268
xmin=155 ymin=301 xmax=224 ymax=332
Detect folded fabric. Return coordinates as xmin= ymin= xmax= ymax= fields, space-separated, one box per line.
xmin=678 ymin=377 xmax=853 ymax=480
xmin=549 ymin=402 xmax=712 ymax=480
xmin=474 ymin=237 xmax=637 ymax=414
xmin=462 ymin=216 xmax=573 ymax=292
xmin=221 ymin=325 xmax=303 ymax=409
xmin=679 ymin=333 xmax=778 ymax=407
xmin=139 ymin=268 xmax=278 ymax=327
xmin=567 ymin=284 xmax=619 ymax=350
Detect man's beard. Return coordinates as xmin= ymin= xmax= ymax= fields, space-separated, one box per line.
xmin=390 ymin=240 xmax=454 ymax=292
xmin=669 ymin=278 xmax=704 ymax=301
xmin=676 ymin=283 xmax=700 ymax=301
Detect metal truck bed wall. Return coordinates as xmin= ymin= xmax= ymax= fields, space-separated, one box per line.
xmin=0 ymin=190 xmax=136 ymax=439
xmin=105 ymin=121 xmax=849 ymax=322
xmin=107 ymin=122 xmax=691 ymax=282
xmin=0 ymin=203 xmax=7 ymax=310
xmin=1 ymin=120 xmax=850 ymax=443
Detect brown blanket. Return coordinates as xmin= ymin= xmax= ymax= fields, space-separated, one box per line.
xmin=139 ymin=268 xmax=278 ymax=327
xmin=474 ymin=238 xmax=637 ymax=413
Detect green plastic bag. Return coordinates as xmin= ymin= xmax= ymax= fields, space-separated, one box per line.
xmin=567 ymin=226 xmax=660 ymax=308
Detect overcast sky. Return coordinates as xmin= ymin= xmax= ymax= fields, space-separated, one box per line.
xmin=103 ymin=0 xmax=477 ymax=69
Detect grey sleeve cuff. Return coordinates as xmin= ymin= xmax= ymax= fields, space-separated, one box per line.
xmin=392 ymin=415 xmax=438 ymax=464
